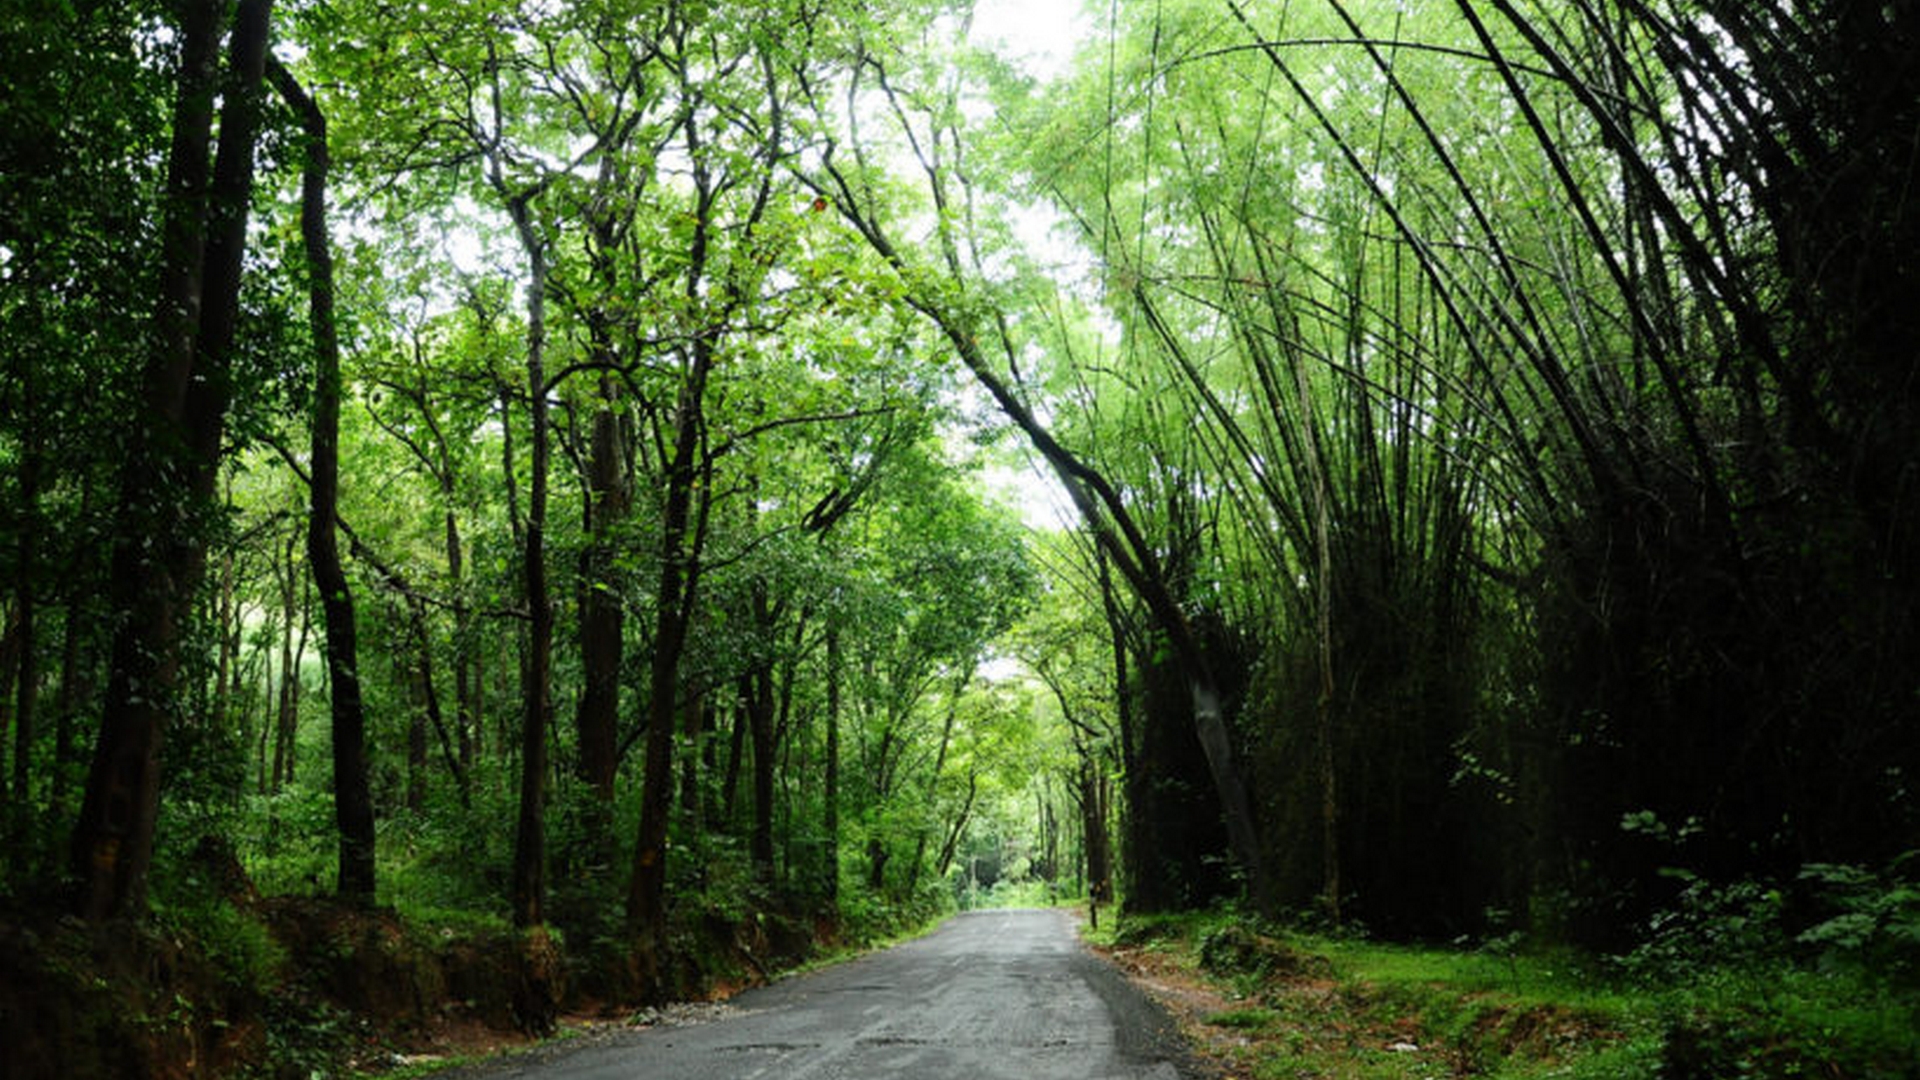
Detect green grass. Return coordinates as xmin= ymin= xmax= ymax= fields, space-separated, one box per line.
xmin=1095 ymin=910 xmax=1920 ymax=1080
xmin=1207 ymin=1006 xmax=1281 ymax=1030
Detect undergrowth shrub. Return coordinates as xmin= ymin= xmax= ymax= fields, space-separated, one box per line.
xmin=1607 ymin=855 xmax=1920 ymax=1080
xmin=1612 ymin=871 xmax=1788 ymax=983
xmin=1796 ymin=854 xmax=1920 ymax=987
xmin=1197 ymin=920 xmax=1330 ymax=983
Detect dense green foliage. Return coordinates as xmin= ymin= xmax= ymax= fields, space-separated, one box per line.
xmin=979 ymin=0 xmax=1920 ymax=945
xmin=2 ymin=0 xmax=1917 ymax=1074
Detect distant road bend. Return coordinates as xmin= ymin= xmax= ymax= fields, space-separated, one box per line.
xmin=449 ymin=908 xmax=1198 ymax=1080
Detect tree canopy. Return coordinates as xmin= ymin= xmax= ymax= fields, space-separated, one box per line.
xmin=2 ymin=0 xmax=1917 ymax=1072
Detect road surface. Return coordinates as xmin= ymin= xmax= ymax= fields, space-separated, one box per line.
xmin=442 ymin=908 xmax=1199 ymax=1080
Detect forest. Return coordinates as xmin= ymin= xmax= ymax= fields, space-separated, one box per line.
xmin=2 ymin=0 xmax=1917 ymax=1076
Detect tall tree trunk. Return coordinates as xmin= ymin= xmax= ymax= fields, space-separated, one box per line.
xmin=866 ymin=836 xmax=889 ymax=893
xmin=1293 ymin=329 xmax=1341 ymax=924
xmin=575 ymin=376 xmax=627 ymax=806
xmin=11 ymin=398 xmax=38 ymax=839
xmin=1080 ymin=757 xmax=1112 ymax=906
xmin=69 ymin=0 xmax=272 ymax=921
xmin=286 ymin=590 xmax=310 ymax=788
xmin=823 ymin=624 xmax=841 ymax=903
xmin=772 ymin=614 xmax=806 ymax=886
xmin=628 ymin=108 xmax=723 ymax=979
xmin=747 ymin=666 xmax=777 ymax=882
xmin=1041 ymin=665 xmax=1113 ymax=912
xmin=496 ymin=180 xmax=559 ymax=1035
xmin=746 ymin=586 xmax=778 ymax=884
xmin=721 ymin=695 xmax=746 ymax=820
xmin=933 ymin=771 xmax=977 ymax=881
xmin=272 ymin=60 xmax=376 ymax=902
xmin=210 ymin=545 xmax=236 ymax=739
xmin=492 ymin=368 xmax=525 ymax=776
xmin=272 ymin=539 xmax=299 ymax=792
xmin=1098 ymin=550 xmax=1153 ymax=910
xmin=506 ymin=205 xmax=553 ymax=935
xmin=448 ymin=506 xmax=475 ymax=778
xmin=570 ymin=117 xmax=642 ymax=816
xmin=0 ymin=605 xmax=15 ymax=828
xmin=676 ymin=692 xmax=703 ymax=833
xmin=627 ymin=354 xmax=709 ymax=970
xmin=906 ymin=667 xmax=969 ymax=896
xmin=405 ymin=657 xmax=428 ymax=814
xmin=1038 ymin=794 xmax=1058 ymax=883
xmin=53 ymin=581 xmax=91 ymax=819
xmin=1 ymin=606 xmax=15 ymax=809
xmin=52 ymin=474 xmax=98 ymax=821
xmin=257 ymin=645 xmax=274 ymax=796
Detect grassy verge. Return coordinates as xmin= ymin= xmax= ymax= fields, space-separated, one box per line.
xmin=1087 ymin=910 xmax=1919 ymax=1079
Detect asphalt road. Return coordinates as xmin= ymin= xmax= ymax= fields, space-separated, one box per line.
xmin=443 ymin=908 xmax=1199 ymax=1080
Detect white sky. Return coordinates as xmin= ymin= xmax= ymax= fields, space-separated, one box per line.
xmin=983 ymin=457 xmax=1080 ymax=532
xmin=968 ymin=0 xmax=1091 ymax=82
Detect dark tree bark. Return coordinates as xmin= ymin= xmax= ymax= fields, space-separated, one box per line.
xmin=448 ymin=505 xmax=475 ymax=777
xmin=404 ymin=647 xmax=430 ymax=814
xmin=746 ymin=585 xmax=778 ymax=884
xmin=771 ymin=618 xmax=804 ymax=883
xmin=721 ymin=694 xmax=746 ymax=819
xmin=1036 ymin=794 xmax=1058 ymax=883
xmin=823 ymin=624 xmax=841 ymax=902
xmin=270 ymin=59 xmax=376 ymax=904
xmin=906 ymin=667 xmax=969 ymax=896
xmin=572 ymin=128 xmax=640 ymax=815
xmin=677 ymin=688 xmax=709 ymax=832
xmin=626 ymin=331 xmax=711 ymax=974
xmin=506 ymin=202 xmax=553 ymax=935
xmin=69 ymin=0 xmax=273 ymax=922
xmin=1035 ymin=662 xmax=1114 ymax=911
xmin=575 ymin=377 xmax=629 ymax=805
xmin=269 ymin=536 xmax=303 ymax=794
xmin=745 ymin=673 xmax=777 ymax=880
xmin=495 ymin=179 xmax=559 ymax=1034
xmin=210 ymin=544 xmax=236 ymax=739
xmin=285 ymin=585 xmax=310 ymax=790
xmin=0 ymin=605 xmax=17 ymax=810
xmin=11 ymin=374 xmax=38 ymax=818
xmin=50 ymin=474 xmax=100 ymax=822
xmin=396 ymin=595 xmax=466 ymax=803
xmin=933 ymin=771 xmax=977 ymax=880
xmin=1080 ymin=758 xmax=1112 ymax=906
xmin=52 ymin=571 xmax=94 ymax=819
xmin=10 ymin=391 xmax=38 ymax=851
xmin=865 ymin=837 xmax=889 ymax=893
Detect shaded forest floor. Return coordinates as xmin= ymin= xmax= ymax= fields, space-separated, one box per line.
xmin=1088 ymin=910 xmax=1920 ymax=1080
